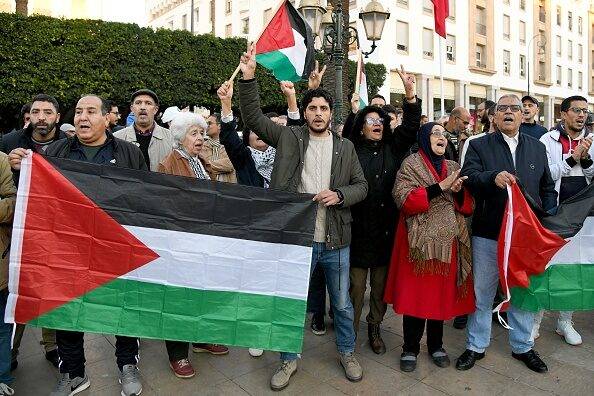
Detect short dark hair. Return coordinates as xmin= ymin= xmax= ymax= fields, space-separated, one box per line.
xmin=264 ymin=112 xmax=280 ymax=119
xmin=30 ymin=94 xmax=60 ymax=113
xmin=18 ymin=103 xmax=31 ymax=129
xmin=371 ymin=94 xmax=386 ymax=102
xmin=561 ymin=95 xmax=588 ymax=112
xmin=301 ymin=89 xmax=334 ymax=112
xmin=382 ymin=104 xmax=398 ymax=115
xmin=210 ymin=112 xmax=221 ymax=124
xmin=487 ymin=104 xmax=497 ymax=116
xmin=482 ymin=100 xmax=496 ymax=109
xmin=80 ymin=94 xmax=109 ymax=115
xmin=104 ymin=99 xmax=118 ymax=111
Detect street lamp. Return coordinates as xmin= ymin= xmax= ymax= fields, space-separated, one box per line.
xmin=527 ymin=33 xmax=547 ymax=96
xmin=298 ymin=0 xmax=390 ymax=128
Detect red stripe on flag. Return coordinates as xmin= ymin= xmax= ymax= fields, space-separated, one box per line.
xmin=256 ymin=2 xmax=295 ymax=54
xmin=432 ymin=0 xmax=449 ymax=38
xmin=14 ymin=154 xmax=159 ymax=324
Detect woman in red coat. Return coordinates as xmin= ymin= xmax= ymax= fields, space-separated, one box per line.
xmin=384 ymin=122 xmax=475 ymax=372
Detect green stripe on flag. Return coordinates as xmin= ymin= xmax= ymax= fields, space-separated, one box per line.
xmin=256 ymin=51 xmax=301 ymax=82
xmin=29 ymin=278 xmax=307 ymax=353
xmin=511 ymin=264 xmax=594 ymax=312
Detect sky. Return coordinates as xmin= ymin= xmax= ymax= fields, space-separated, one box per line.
xmin=100 ymin=0 xmax=147 ymax=26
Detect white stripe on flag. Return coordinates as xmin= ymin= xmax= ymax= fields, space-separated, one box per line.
xmin=120 ymin=226 xmax=313 ymax=300
xmin=546 ymin=217 xmax=594 ymax=268
xmin=493 ymin=185 xmax=514 ymax=330
xmin=279 ymin=29 xmax=307 ymax=77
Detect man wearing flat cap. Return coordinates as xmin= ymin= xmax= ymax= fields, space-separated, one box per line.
xmin=519 ymin=95 xmax=548 ymax=140
xmin=114 ymin=89 xmax=174 ymax=171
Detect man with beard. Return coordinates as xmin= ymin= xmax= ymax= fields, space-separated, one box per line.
xmin=104 ymin=100 xmax=122 ymax=133
xmin=0 ymin=94 xmax=66 ymax=370
xmin=459 ymin=94 xmax=557 ymax=374
xmin=474 ymin=100 xmax=495 ymax=133
xmin=519 ymin=96 xmax=547 ymax=139
xmin=444 ymin=107 xmax=471 ymax=160
xmin=237 ymin=44 xmax=368 ymax=390
xmin=114 ymin=89 xmax=174 ymax=171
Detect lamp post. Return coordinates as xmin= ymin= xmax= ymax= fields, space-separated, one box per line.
xmin=298 ymin=0 xmax=390 ymax=128
xmin=527 ymin=33 xmax=546 ymax=96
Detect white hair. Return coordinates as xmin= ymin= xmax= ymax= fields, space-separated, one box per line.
xmin=497 ymin=94 xmax=522 ymax=106
xmin=169 ymin=112 xmax=207 ymax=145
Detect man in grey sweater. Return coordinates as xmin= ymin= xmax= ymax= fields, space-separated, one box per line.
xmin=234 ymin=44 xmax=368 ymax=391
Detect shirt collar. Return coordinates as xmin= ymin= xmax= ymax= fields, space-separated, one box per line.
xmin=501 ymin=132 xmax=519 ymax=144
xmin=133 ymin=122 xmax=155 ymax=137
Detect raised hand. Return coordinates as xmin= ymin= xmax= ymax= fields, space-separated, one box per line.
xmin=280 ymin=81 xmax=296 ymax=98
xmin=217 ymin=81 xmax=233 ymax=102
xmin=308 ymin=60 xmax=327 ymax=90
xmin=351 ymin=92 xmax=360 ymax=114
xmin=395 ymin=64 xmax=416 ymax=100
xmin=240 ymin=43 xmax=257 ymax=80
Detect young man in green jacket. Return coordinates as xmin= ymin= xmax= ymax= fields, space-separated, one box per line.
xmin=234 ymin=45 xmax=368 ymax=391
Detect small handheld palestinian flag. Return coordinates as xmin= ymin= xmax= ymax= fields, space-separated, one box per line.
xmin=355 ymin=51 xmax=369 ymax=109
xmin=7 ymin=154 xmax=317 ymax=353
xmin=496 ymin=183 xmax=594 ymax=325
xmin=255 ymin=0 xmax=315 ymax=82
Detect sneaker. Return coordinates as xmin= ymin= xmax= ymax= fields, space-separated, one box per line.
xmin=46 ymin=349 xmax=60 ymax=369
xmin=556 ymin=320 xmax=582 ymax=346
xmin=50 ymin=373 xmax=90 ymax=396
xmin=339 ymin=352 xmax=363 ymax=382
xmin=0 ymin=383 xmax=14 ymax=396
xmin=270 ymin=360 xmax=297 ymax=391
xmin=192 ymin=343 xmax=229 ymax=355
xmin=119 ymin=364 xmax=142 ymax=396
xmin=248 ymin=348 xmax=264 ymax=357
xmin=169 ymin=358 xmax=196 ymax=379
xmin=311 ymin=313 xmax=326 ymax=336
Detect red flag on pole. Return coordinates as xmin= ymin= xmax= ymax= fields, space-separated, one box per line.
xmin=432 ymin=0 xmax=449 ymax=38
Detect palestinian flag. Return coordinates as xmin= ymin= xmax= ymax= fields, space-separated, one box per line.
xmin=356 ymin=51 xmax=369 ymax=109
xmin=497 ymin=183 xmax=594 ymax=315
xmin=255 ymin=0 xmax=315 ymax=82
xmin=6 ymin=154 xmax=317 ymax=353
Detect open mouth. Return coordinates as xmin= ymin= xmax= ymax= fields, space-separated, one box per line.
xmin=523 ymin=111 xmax=531 ymax=117
xmin=372 ymin=126 xmax=382 ymax=133
xmin=436 ymin=141 xmax=446 ymax=148
xmin=503 ymin=115 xmax=514 ymax=122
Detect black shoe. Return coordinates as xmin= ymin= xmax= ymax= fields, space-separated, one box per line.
xmin=455 ymin=349 xmax=485 ymax=371
xmin=311 ymin=313 xmax=326 ymax=336
xmin=400 ymin=352 xmax=417 ymax=372
xmin=368 ymin=323 xmax=386 ymax=355
xmin=430 ymin=348 xmax=451 ymax=368
xmin=45 ymin=349 xmax=59 ymax=369
xmin=453 ymin=315 xmax=468 ymax=329
xmin=10 ymin=359 xmax=17 ymax=371
xmin=512 ymin=350 xmax=548 ymax=373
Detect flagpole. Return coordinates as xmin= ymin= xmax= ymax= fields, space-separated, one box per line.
xmin=439 ymin=35 xmax=445 ymax=118
xmin=355 ymin=50 xmax=362 ymax=95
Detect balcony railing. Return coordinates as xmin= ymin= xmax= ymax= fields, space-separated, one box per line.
xmin=476 ymin=22 xmax=487 ymax=36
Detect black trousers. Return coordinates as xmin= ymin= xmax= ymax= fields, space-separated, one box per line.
xmin=56 ymin=330 xmax=138 ymax=377
xmin=165 ymin=340 xmax=189 ymax=361
xmin=307 ymin=265 xmax=327 ymax=316
xmin=402 ymin=315 xmax=443 ymax=355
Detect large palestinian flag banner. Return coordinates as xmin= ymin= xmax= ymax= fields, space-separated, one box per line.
xmin=255 ymin=0 xmax=315 ymax=82
xmin=6 ymin=154 xmax=317 ymax=353
xmin=497 ymin=183 xmax=594 ymax=313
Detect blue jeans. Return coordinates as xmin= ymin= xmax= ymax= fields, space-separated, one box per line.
xmin=0 ymin=289 xmax=14 ymax=384
xmin=280 ymin=243 xmax=355 ymax=361
xmin=466 ymin=237 xmax=534 ymax=354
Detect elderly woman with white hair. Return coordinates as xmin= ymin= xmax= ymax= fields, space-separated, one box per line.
xmin=158 ymin=112 xmax=211 ymax=180
xmin=157 ymin=112 xmax=229 ymax=379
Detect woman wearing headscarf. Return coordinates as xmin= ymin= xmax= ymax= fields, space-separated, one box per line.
xmin=384 ymin=122 xmax=475 ymax=372
xmin=158 ymin=112 xmax=229 ymax=379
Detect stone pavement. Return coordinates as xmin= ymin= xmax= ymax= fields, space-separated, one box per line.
xmin=11 ymin=306 xmax=593 ymax=395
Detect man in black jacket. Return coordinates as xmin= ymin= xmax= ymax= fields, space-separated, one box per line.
xmin=9 ymin=95 xmax=146 ymax=396
xmin=458 ymin=94 xmax=557 ymax=374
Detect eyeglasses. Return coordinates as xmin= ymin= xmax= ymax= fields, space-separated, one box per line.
xmin=431 ymin=130 xmax=448 ymax=138
xmin=365 ymin=117 xmax=384 ymax=126
xmin=455 ymin=116 xmax=470 ymax=126
xmin=568 ymin=107 xmax=589 ymax=115
xmin=496 ymin=105 xmax=522 ymax=112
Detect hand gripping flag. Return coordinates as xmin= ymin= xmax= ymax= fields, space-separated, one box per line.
xmin=6 ymin=153 xmax=317 ymax=353
xmin=255 ymin=0 xmax=315 ymax=82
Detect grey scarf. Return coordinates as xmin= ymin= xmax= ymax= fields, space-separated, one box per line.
xmin=176 ymin=148 xmax=210 ymax=180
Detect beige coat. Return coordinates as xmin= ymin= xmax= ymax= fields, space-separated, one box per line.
xmin=114 ymin=123 xmax=175 ymax=171
xmin=0 ymin=152 xmax=16 ymax=290
xmin=201 ymin=139 xmax=237 ymax=183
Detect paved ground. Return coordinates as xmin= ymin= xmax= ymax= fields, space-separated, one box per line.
xmin=11 ymin=299 xmax=594 ymax=395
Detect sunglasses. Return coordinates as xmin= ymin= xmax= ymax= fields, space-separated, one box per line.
xmin=365 ymin=117 xmax=384 ymax=126
xmin=496 ymin=105 xmax=522 ymax=112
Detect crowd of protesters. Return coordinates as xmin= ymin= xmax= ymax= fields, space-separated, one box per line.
xmin=0 ymin=44 xmax=592 ymax=396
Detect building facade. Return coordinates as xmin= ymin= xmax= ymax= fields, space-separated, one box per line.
xmin=146 ymin=0 xmax=594 ymax=128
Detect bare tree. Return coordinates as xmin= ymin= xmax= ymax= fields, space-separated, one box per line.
xmin=15 ymin=0 xmax=28 ymax=16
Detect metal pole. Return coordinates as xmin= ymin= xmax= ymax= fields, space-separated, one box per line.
xmin=333 ymin=2 xmax=344 ymax=130
xmin=190 ymin=0 xmax=195 ymax=34
xmin=439 ymin=36 xmax=445 ymax=118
